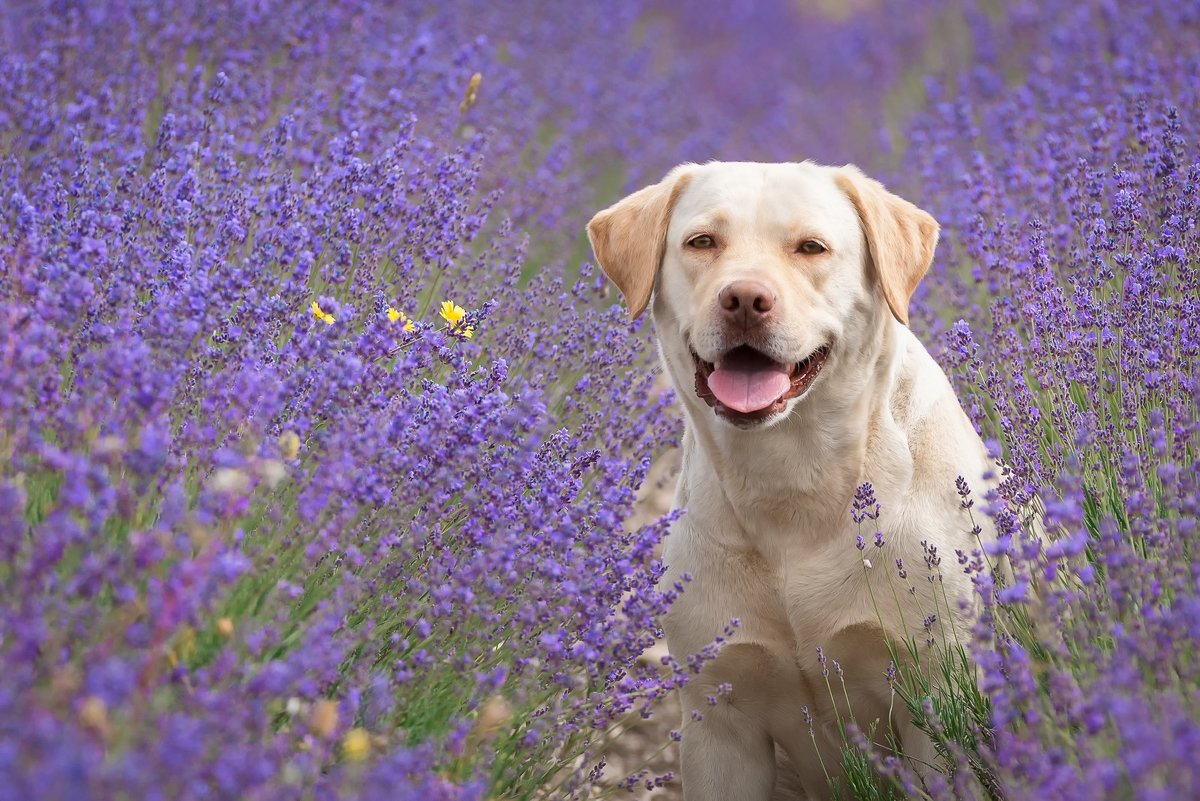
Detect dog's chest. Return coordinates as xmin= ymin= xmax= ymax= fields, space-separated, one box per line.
xmin=718 ymin=502 xmax=930 ymax=654
xmin=775 ymin=529 xmax=885 ymax=644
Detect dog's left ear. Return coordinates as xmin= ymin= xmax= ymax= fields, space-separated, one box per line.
xmin=835 ymin=165 xmax=939 ymax=325
xmin=586 ymin=166 xmax=693 ymax=320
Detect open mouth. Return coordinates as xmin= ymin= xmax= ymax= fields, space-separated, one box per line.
xmin=693 ymin=344 xmax=831 ymax=422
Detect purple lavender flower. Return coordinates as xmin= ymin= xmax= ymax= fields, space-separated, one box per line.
xmin=2 ymin=0 xmax=1197 ymax=798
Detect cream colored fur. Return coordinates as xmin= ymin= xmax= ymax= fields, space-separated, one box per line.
xmin=588 ymin=162 xmax=993 ymax=800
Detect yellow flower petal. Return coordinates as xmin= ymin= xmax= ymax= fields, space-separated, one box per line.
xmin=389 ymin=307 xmax=417 ymax=333
xmin=279 ymin=430 xmax=301 ymax=460
xmin=342 ymin=727 xmax=371 ymax=762
xmin=459 ymin=72 xmax=482 ymax=114
xmin=438 ymin=300 xmax=466 ymax=326
xmin=311 ymin=301 xmax=335 ymax=324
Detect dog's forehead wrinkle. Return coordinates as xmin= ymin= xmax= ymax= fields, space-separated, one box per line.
xmin=679 ymin=211 xmax=728 ymax=237
xmin=685 ymin=164 xmax=854 ymax=245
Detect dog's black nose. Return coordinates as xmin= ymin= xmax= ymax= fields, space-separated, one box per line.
xmin=719 ymin=280 xmax=775 ymax=327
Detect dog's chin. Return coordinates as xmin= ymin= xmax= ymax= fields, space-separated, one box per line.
xmin=691 ymin=344 xmax=832 ymax=429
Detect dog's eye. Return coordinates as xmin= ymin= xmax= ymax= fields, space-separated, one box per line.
xmin=688 ymin=234 xmax=716 ymax=249
xmin=797 ymin=239 xmax=827 ymax=255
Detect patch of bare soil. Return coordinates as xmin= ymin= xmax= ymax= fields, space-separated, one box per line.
xmin=598 ymin=444 xmax=684 ymax=800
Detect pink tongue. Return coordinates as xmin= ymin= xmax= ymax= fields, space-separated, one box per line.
xmin=707 ymin=367 xmax=791 ymax=413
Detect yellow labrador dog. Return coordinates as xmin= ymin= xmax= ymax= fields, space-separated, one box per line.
xmin=588 ymin=162 xmax=993 ymax=800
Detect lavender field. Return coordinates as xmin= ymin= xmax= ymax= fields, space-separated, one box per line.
xmin=1 ymin=1 xmax=1197 ymax=799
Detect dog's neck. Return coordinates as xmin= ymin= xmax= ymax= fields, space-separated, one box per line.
xmin=670 ymin=311 xmax=902 ymax=538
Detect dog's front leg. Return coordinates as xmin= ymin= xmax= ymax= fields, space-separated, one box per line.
xmin=678 ymin=662 xmax=778 ymax=801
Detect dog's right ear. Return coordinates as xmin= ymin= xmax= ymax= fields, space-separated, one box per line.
xmin=586 ymin=166 xmax=692 ymax=320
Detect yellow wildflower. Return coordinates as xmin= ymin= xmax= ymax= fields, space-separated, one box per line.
xmin=387 ymin=307 xmax=415 ymax=333
xmin=216 ymin=617 xmax=234 ymax=638
xmin=438 ymin=300 xmax=474 ymax=339
xmin=279 ymin=430 xmax=301 ymax=460
xmin=459 ymin=71 xmax=482 ymax=114
xmin=341 ymin=727 xmax=371 ymax=762
xmin=438 ymin=300 xmax=466 ymax=326
xmin=310 ymin=301 xmax=335 ymax=325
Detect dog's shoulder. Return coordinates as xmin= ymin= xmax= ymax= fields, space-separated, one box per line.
xmin=887 ymin=327 xmax=954 ymax=423
xmin=885 ymin=325 xmax=990 ymax=494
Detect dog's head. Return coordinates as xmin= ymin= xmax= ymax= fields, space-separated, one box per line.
xmin=587 ymin=161 xmax=938 ymax=429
